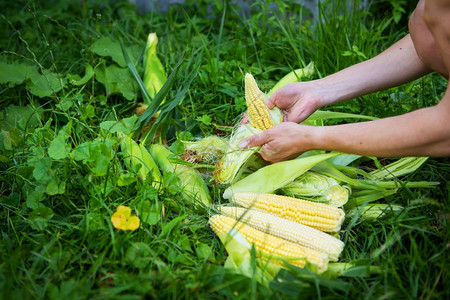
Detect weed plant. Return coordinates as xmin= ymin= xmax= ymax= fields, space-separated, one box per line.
xmin=0 ymin=0 xmax=448 ymax=299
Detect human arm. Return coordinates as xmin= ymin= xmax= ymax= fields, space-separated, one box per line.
xmin=240 ymin=87 xmax=450 ymax=163
xmin=270 ymin=34 xmax=432 ymax=123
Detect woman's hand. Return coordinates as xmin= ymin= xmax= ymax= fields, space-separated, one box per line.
xmin=267 ymin=81 xmax=326 ymax=123
xmin=238 ymin=122 xmax=316 ymax=163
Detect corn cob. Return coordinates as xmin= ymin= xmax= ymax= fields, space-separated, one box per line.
xmin=245 ymin=73 xmax=274 ymax=131
xmin=209 ymin=214 xmax=329 ymax=273
xmin=220 ymin=206 xmax=344 ymax=261
xmin=230 ymin=192 xmax=345 ymax=232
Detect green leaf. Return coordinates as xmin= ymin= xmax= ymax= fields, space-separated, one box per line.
xmin=95 ymin=64 xmax=136 ymax=100
xmin=125 ymin=242 xmax=152 ymax=269
xmin=86 ymin=213 xmax=106 ymax=231
xmin=99 ymin=115 xmax=137 ymax=135
xmin=66 ymin=64 xmax=94 ymax=86
xmin=26 ymin=69 xmax=64 ymax=98
xmin=0 ymin=61 xmax=36 ymax=86
xmin=25 ymin=185 xmax=46 ymax=209
xmin=0 ymin=105 xmax=43 ymax=131
xmin=138 ymin=200 xmax=160 ymax=225
xmin=91 ymin=37 xmax=140 ymax=67
xmin=31 ymin=157 xmax=52 ymax=183
xmin=29 ymin=207 xmax=54 ymax=231
xmin=48 ymin=134 xmax=70 ymax=160
xmin=159 ymin=215 xmax=186 ymax=239
xmin=46 ymin=179 xmax=66 ymax=195
xmin=196 ymin=243 xmax=212 ymax=260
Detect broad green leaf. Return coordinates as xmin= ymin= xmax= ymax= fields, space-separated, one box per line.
xmin=31 ymin=157 xmax=52 ymax=183
xmin=25 ymin=185 xmax=46 ymax=209
xmin=48 ymin=134 xmax=70 ymax=160
xmin=0 ymin=61 xmax=36 ymax=86
xmin=99 ymin=115 xmax=137 ymax=135
xmin=138 ymin=200 xmax=160 ymax=226
xmin=29 ymin=206 xmax=54 ymax=231
xmin=66 ymin=64 xmax=94 ymax=86
xmin=125 ymin=242 xmax=152 ymax=269
xmin=46 ymin=179 xmax=66 ymax=195
xmin=91 ymin=37 xmax=140 ymax=67
xmin=86 ymin=213 xmax=106 ymax=231
xmin=26 ymin=69 xmax=64 ymax=98
xmin=95 ymin=64 xmax=136 ymax=100
xmin=0 ymin=105 xmax=43 ymax=131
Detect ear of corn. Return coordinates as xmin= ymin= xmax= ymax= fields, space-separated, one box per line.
xmin=120 ymin=135 xmax=161 ymax=189
xmin=149 ymin=144 xmax=211 ymax=206
xmin=230 ymin=192 xmax=345 ymax=233
xmin=181 ymin=135 xmax=228 ymax=164
xmin=369 ymin=157 xmax=429 ymax=180
xmin=143 ymin=33 xmax=167 ymax=101
xmin=281 ymin=171 xmax=350 ymax=207
xmin=220 ymin=206 xmax=344 ymax=261
xmin=213 ymin=124 xmax=266 ymax=185
xmin=245 ymin=73 xmax=274 ymax=130
xmin=209 ymin=214 xmax=329 ymax=273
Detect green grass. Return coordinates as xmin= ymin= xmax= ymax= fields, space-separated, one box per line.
xmin=1 ymin=0 xmax=449 ymax=299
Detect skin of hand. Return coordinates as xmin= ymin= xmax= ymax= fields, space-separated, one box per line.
xmin=240 ymin=0 xmax=450 ymax=163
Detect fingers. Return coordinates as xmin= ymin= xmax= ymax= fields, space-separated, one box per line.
xmin=238 ymin=131 xmax=268 ymax=149
xmin=239 ymin=112 xmax=249 ymax=125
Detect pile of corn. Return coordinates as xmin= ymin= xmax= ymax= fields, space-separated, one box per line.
xmin=209 ymin=74 xmax=345 ymax=274
xmin=209 ymin=192 xmax=346 ymax=274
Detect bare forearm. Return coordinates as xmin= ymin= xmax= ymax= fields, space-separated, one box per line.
xmin=311 ymin=94 xmax=450 ymax=157
xmin=315 ymin=34 xmax=432 ymax=105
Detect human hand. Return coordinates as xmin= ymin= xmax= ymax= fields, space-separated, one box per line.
xmin=238 ymin=122 xmax=316 ymax=163
xmin=267 ymin=80 xmax=326 ymax=124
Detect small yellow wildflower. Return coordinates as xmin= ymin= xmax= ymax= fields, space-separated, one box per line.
xmin=111 ymin=205 xmax=140 ymax=231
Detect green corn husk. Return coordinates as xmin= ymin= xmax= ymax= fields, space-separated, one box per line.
xmin=143 ymin=33 xmax=167 ymax=102
xmin=347 ymin=204 xmax=404 ymax=222
xmin=223 ymin=152 xmax=339 ymax=199
xmin=268 ymin=62 xmax=315 ymax=96
xmin=281 ymin=171 xmax=350 ymax=207
xmin=213 ymin=124 xmax=266 ymax=185
xmin=149 ymin=144 xmax=211 ymax=206
xmin=120 ymin=135 xmax=161 ymax=189
xmin=369 ymin=157 xmax=429 ymax=180
xmin=181 ymin=135 xmax=228 ymax=164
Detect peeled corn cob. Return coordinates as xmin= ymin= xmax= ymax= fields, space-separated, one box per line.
xmin=220 ymin=206 xmax=344 ymax=261
xmin=231 ymin=192 xmax=345 ymax=232
xmin=209 ymin=214 xmax=329 ymax=273
xmin=245 ymin=73 xmax=274 ymax=130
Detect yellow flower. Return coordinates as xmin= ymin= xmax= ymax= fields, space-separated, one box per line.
xmin=111 ymin=205 xmax=140 ymax=231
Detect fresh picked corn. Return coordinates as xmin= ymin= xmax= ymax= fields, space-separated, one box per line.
xmin=209 ymin=214 xmax=329 ymax=273
xmin=245 ymin=73 xmax=274 ymax=130
xmin=220 ymin=206 xmax=344 ymax=261
xmin=231 ymin=192 xmax=345 ymax=232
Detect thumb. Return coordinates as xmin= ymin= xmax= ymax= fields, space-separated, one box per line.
xmin=266 ymin=94 xmax=277 ymax=109
xmin=238 ymin=131 xmax=268 ymax=149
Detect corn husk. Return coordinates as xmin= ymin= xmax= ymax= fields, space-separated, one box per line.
xmin=149 ymin=144 xmax=211 ymax=206
xmin=281 ymin=171 xmax=350 ymax=207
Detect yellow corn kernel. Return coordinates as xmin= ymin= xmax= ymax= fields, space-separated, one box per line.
xmin=245 ymin=73 xmax=274 ymax=130
xmin=220 ymin=206 xmax=344 ymax=261
xmin=209 ymin=214 xmax=329 ymax=272
xmin=231 ymin=192 xmax=345 ymax=232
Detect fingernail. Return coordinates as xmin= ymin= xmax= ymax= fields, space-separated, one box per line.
xmin=238 ymin=140 xmax=248 ymax=148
